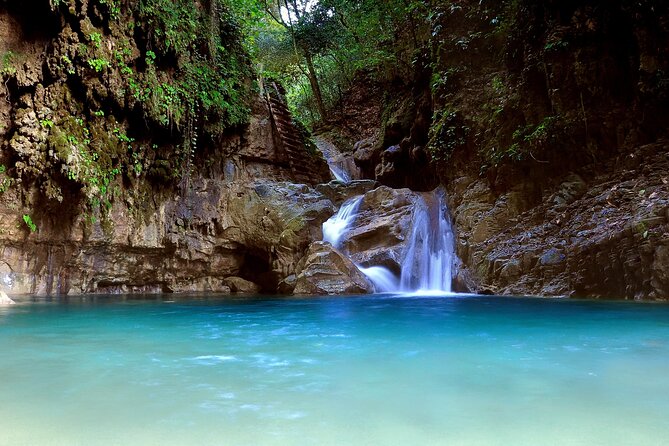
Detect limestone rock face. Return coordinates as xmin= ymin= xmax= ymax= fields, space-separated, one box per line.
xmin=0 ymin=291 xmax=15 ymax=305
xmin=224 ymin=277 xmax=261 ymax=294
xmin=341 ymin=186 xmax=418 ymax=273
xmin=293 ymin=242 xmax=373 ymax=295
xmin=448 ymin=141 xmax=669 ymax=300
xmin=0 ymin=180 xmax=335 ymax=296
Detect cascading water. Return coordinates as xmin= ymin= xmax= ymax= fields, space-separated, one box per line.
xmin=322 ymin=197 xmax=398 ymax=293
xmin=322 ymin=196 xmax=363 ymax=248
xmin=313 ymin=136 xmax=359 ymax=184
xmin=329 ymin=165 xmax=351 ymax=183
xmin=321 ymin=188 xmax=457 ymax=294
xmin=358 ymin=266 xmax=399 ymax=292
xmin=399 ymin=190 xmax=455 ymax=293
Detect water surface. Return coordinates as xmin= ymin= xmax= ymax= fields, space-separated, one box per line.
xmin=1 ymin=294 xmax=668 ymax=445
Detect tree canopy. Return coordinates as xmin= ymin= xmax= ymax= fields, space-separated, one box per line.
xmin=230 ymin=0 xmax=431 ymax=126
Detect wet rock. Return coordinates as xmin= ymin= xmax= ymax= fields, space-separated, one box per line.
xmin=0 ymin=291 xmax=15 ymax=305
xmin=651 ymin=244 xmax=669 ymax=297
xmin=353 ymin=136 xmax=381 ymax=178
xmin=224 ymin=277 xmax=261 ymax=294
xmin=277 ymin=274 xmax=297 ymax=294
xmin=316 ymin=180 xmax=378 ymax=206
xmin=452 ymin=268 xmax=477 ymax=293
xmin=540 ymin=248 xmax=566 ymax=266
xmin=293 ymin=242 xmax=373 ymax=295
xmin=374 ymin=145 xmax=409 ymax=187
xmin=342 ymin=186 xmax=418 ymax=272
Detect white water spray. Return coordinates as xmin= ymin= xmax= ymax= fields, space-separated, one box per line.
xmin=322 ymin=196 xmax=363 ymax=249
xmin=358 ymin=266 xmax=399 ymax=293
xmin=329 ymin=165 xmax=350 ymax=183
xmin=399 ymin=190 xmax=455 ymax=293
xmin=321 ymin=188 xmax=456 ymax=294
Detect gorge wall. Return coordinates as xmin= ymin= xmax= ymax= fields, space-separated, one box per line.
xmin=1 ymin=0 xmax=667 ymax=300
xmin=318 ymin=0 xmax=669 ymax=299
xmin=0 ymin=0 xmax=333 ymax=296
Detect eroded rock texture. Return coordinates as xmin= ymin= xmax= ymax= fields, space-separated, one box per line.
xmin=293 ymin=241 xmax=373 ymax=295
xmin=449 ymin=141 xmax=669 ymax=299
xmin=0 ymin=1 xmax=330 ymax=296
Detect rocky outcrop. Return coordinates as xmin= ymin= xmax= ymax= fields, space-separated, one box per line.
xmin=315 ymin=179 xmax=378 ymax=207
xmin=0 ymin=1 xmax=336 ymax=297
xmin=293 ymin=242 xmax=373 ymax=295
xmin=0 ymin=178 xmax=335 ymax=296
xmin=224 ymin=277 xmax=261 ymax=294
xmin=449 ymin=141 xmax=669 ymax=299
xmin=341 ymin=186 xmax=418 ymax=274
xmin=0 ymin=291 xmax=15 ymax=305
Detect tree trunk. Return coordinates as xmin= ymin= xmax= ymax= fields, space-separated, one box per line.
xmin=303 ymin=50 xmax=328 ymax=123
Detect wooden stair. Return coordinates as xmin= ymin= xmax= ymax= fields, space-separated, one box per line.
xmin=265 ymin=82 xmax=329 ymax=185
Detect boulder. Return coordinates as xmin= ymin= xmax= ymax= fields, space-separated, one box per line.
xmin=223 ymin=181 xmax=336 ymax=283
xmin=0 ymin=291 xmax=15 ymax=305
xmin=316 ymin=180 xmax=378 ymax=207
xmin=342 ymin=186 xmax=418 ymax=272
xmin=293 ymin=242 xmax=373 ymax=295
xmin=277 ymin=274 xmax=297 ymax=294
xmin=353 ymin=136 xmax=382 ymax=178
xmin=223 ymin=277 xmax=261 ymax=294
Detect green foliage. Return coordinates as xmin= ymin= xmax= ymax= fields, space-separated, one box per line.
xmin=96 ymin=0 xmax=121 ymax=19
xmin=428 ymin=109 xmax=469 ymax=161
xmin=134 ymin=0 xmax=252 ymax=133
xmin=22 ymin=215 xmax=37 ymax=233
xmin=60 ymin=55 xmax=75 ymax=75
xmin=88 ymin=32 xmax=103 ymax=48
xmin=544 ymin=40 xmax=569 ymax=52
xmin=240 ymin=0 xmax=429 ymax=126
xmin=491 ymin=116 xmax=559 ymax=165
xmin=145 ymin=50 xmax=156 ymax=64
xmin=45 ymin=115 xmax=124 ymax=210
xmin=87 ymin=58 xmax=109 ymax=72
xmin=0 ymin=164 xmax=10 ymax=194
xmin=1 ymin=51 xmax=17 ymax=76
xmin=40 ymin=119 xmax=55 ymax=129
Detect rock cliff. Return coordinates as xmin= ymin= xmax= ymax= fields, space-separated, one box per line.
xmin=319 ymin=0 xmax=669 ymax=299
xmin=0 ymin=0 xmax=331 ymax=296
xmin=1 ymin=0 xmax=667 ymax=300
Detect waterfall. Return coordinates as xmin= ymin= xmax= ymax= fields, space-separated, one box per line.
xmin=399 ymin=190 xmax=455 ymax=293
xmin=358 ymin=266 xmax=399 ymax=292
xmin=313 ymin=136 xmax=357 ymax=183
xmin=322 ymin=196 xmax=363 ymax=248
xmin=329 ymin=165 xmax=351 ymax=183
xmin=321 ymin=188 xmax=456 ymax=294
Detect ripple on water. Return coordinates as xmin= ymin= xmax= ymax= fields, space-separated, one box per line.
xmin=2 ymin=295 xmax=669 ymax=446
xmin=186 ymin=355 xmax=238 ymax=365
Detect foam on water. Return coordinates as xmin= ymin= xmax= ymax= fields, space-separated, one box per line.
xmin=358 ymin=266 xmax=399 ymax=292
